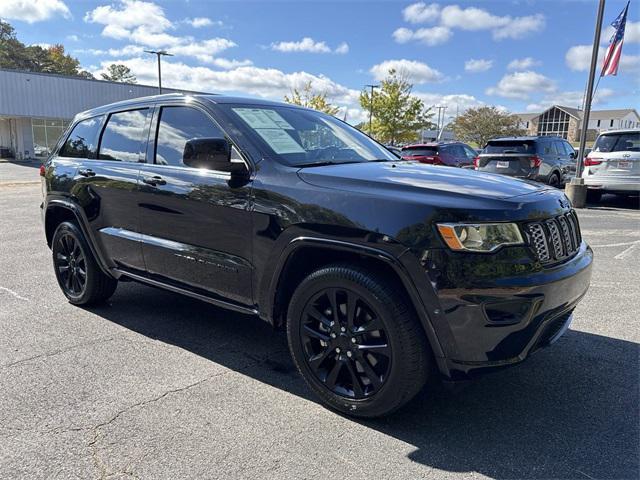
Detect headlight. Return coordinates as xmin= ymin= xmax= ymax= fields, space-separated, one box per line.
xmin=436 ymin=223 xmax=524 ymax=252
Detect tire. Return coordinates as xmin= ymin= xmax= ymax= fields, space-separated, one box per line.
xmin=51 ymin=221 xmax=117 ymax=305
xmin=586 ymin=190 xmax=602 ymax=203
xmin=287 ymin=264 xmax=431 ymax=418
xmin=548 ymin=172 xmax=560 ymax=188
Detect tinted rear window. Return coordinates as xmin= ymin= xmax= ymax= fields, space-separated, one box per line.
xmin=401 ymin=147 xmax=438 ymax=156
xmin=593 ymin=132 xmax=640 ymax=152
xmin=484 ymin=141 xmax=535 ymax=154
xmin=59 ymin=116 xmax=103 ymax=159
xmin=98 ymin=109 xmax=148 ymax=162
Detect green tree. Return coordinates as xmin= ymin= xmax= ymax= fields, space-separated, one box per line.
xmin=359 ymin=69 xmax=434 ymax=145
xmin=284 ymin=81 xmax=340 ymax=116
xmin=451 ymin=106 xmax=525 ymax=148
xmin=101 ymin=63 xmax=137 ymax=83
xmin=0 ymin=20 xmax=91 ymax=78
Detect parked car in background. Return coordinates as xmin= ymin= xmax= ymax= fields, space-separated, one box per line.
xmin=582 ymin=129 xmax=640 ymax=202
xmin=384 ymin=145 xmax=402 ymax=157
xmin=475 ymin=136 xmax=576 ymax=187
xmin=401 ymin=141 xmax=477 ymax=167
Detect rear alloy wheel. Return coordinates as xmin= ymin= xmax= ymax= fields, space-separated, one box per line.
xmin=287 ymin=264 xmax=430 ymax=418
xmin=548 ymin=172 xmax=560 ymax=187
xmin=52 ymin=222 xmax=117 ymax=305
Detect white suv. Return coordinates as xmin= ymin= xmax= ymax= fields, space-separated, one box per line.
xmin=582 ymin=129 xmax=640 ymax=202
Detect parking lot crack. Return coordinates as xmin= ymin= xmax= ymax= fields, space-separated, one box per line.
xmin=1 ymin=336 xmax=118 ymax=369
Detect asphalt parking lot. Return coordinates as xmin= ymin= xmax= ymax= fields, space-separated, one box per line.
xmin=1 ymin=161 xmax=638 ymax=479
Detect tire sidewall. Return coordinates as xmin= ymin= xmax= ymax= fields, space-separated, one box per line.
xmin=287 ymin=269 xmax=417 ymax=417
xmin=51 ymin=222 xmax=92 ymax=304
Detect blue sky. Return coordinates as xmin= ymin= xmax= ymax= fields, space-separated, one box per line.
xmin=2 ymin=0 xmax=639 ymax=123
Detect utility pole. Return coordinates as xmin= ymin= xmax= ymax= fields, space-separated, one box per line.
xmin=364 ymin=84 xmax=379 ymax=137
xmin=566 ymin=0 xmax=605 ymax=208
xmin=435 ymin=106 xmax=447 ymax=141
xmin=145 ymin=50 xmax=173 ymax=94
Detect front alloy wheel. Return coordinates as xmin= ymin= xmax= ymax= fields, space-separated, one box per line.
xmin=300 ymin=288 xmax=391 ymax=399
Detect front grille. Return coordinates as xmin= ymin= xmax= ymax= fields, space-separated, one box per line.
xmin=524 ymin=211 xmax=582 ymax=263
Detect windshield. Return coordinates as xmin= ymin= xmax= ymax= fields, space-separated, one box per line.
xmin=401 ymin=147 xmax=438 ymax=156
xmin=593 ymin=132 xmax=640 ymax=152
xmin=484 ymin=141 xmax=535 ymax=154
xmin=221 ymin=104 xmax=396 ymax=167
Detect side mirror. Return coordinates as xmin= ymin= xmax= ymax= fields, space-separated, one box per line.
xmin=569 ymin=151 xmax=576 ymax=159
xmin=183 ymin=138 xmax=246 ymax=174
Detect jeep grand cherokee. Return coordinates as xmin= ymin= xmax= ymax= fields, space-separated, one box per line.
xmin=41 ymin=94 xmax=592 ymax=417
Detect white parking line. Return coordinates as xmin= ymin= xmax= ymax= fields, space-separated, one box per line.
xmin=590 ymin=240 xmax=640 ymax=248
xmin=614 ymin=243 xmax=638 ymax=260
xmin=0 ymin=287 xmax=29 ymax=301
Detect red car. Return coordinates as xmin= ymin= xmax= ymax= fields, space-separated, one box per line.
xmin=401 ymin=142 xmax=477 ymax=167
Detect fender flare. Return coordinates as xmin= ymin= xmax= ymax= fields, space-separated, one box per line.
xmin=45 ymin=199 xmax=114 ymax=278
xmin=265 ymin=236 xmax=445 ymax=359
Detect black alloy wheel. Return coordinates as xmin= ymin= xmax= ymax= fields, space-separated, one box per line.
xmin=300 ymin=288 xmax=391 ymax=399
xmin=55 ymin=231 xmax=87 ymax=297
xmin=51 ymin=221 xmax=117 ymax=305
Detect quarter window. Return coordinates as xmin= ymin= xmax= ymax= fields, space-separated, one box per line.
xmin=59 ymin=116 xmax=103 ymax=159
xmin=98 ymin=109 xmax=149 ymax=162
xmin=155 ymin=106 xmax=225 ymax=167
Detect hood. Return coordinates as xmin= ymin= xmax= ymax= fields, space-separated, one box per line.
xmin=297 ymin=161 xmax=551 ymax=201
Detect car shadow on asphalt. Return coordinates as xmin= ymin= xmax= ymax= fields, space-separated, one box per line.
xmin=87 ymin=282 xmax=639 ymax=480
xmin=585 ymin=194 xmax=639 ymax=211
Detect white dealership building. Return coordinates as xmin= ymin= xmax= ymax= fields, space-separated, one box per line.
xmin=0 ymin=68 xmax=202 ymax=160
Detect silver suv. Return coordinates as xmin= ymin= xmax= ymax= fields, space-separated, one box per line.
xmin=582 ymin=129 xmax=640 ymax=202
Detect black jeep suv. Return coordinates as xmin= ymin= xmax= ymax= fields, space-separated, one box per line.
xmin=41 ymin=94 xmax=592 ymax=417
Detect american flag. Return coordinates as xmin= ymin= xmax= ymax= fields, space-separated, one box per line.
xmin=601 ymin=1 xmax=630 ymax=76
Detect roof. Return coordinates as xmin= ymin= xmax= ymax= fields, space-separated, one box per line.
xmin=489 ymin=135 xmax=564 ymax=142
xmin=596 ymin=128 xmax=640 ymax=135
xmin=76 ymin=93 xmax=306 ymax=120
xmin=518 ymin=104 xmax=640 ymax=121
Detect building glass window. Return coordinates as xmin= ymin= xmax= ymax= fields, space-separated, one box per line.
xmin=536 ymin=107 xmax=570 ymax=139
xmin=610 ymin=119 xmax=614 ymax=127
xmin=31 ymin=118 xmax=69 ymax=157
xmin=597 ymin=119 xmax=601 ymax=127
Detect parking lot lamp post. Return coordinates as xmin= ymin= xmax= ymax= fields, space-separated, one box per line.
xmin=145 ymin=50 xmax=173 ymax=94
xmin=365 ymin=84 xmax=379 ymax=137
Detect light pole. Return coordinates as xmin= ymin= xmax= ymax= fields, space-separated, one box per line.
xmin=145 ymin=50 xmax=173 ymax=94
xmin=364 ymin=84 xmax=379 ymax=137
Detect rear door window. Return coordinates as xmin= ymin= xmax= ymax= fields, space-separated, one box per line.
xmin=593 ymin=132 xmax=640 ymax=152
xmin=98 ymin=109 xmax=149 ymax=162
xmin=59 ymin=116 xmax=103 ymax=159
xmin=553 ymin=141 xmax=566 ymax=155
xmin=484 ymin=141 xmax=535 ymax=154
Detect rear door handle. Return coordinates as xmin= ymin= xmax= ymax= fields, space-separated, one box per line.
xmin=142 ymin=175 xmax=166 ymax=186
xmin=78 ymin=168 xmax=95 ymax=177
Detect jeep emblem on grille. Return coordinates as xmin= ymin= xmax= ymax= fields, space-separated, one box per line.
xmin=559 ymin=197 xmax=571 ymax=209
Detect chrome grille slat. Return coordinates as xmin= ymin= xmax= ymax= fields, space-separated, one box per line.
xmin=525 ymin=210 xmax=582 ymax=264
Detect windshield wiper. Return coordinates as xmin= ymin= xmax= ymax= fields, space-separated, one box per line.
xmin=296 ymin=160 xmax=363 ymax=168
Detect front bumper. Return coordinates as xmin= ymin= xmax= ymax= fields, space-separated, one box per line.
xmin=404 ymin=242 xmax=593 ymax=381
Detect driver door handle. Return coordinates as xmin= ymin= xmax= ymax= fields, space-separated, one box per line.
xmin=142 ymin=175 xmax=166 ymax=186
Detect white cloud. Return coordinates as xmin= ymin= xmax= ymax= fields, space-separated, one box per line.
xmin=492 ymin=14 xmax=545 ymax=40
xmin=414 ymin=92 xmax=486 ymax=122
xmin=392 ymin=26 xmax=452 ymax=46
xmin=270 ymin=37 xmax=348 ymax=54
xmin=66 ymin=34 xmax=79 ymax=42
xmin=170 ymin=38 xmax=237 ymax=63
xmin=186 ymin=17 xmax=214 ymax=28
xmin=0 ymin=0 xmax=70 ymax=23
xmin=464 ymin=58 xmax=493 ymax=73
xmin=396 ymin=4 xmax=545 ymax=43
xmin=210 ymin=58 xmax=253 ymax=69
xmin=94 ymin=57 xmax=360 ymax=106
xmin=402 ymin=2 xmax=440 ymax=24
xmin=525 ymin=88 xmax=615 ymax=112
xmin=486 ymin=71 xmax=556 ymax=100
xmin=507 ymin=57 xmax=541 ymax=70
xmin=370 ymin=59 xmax=444 ymax=84
xmin=85 ymin=0 xmax=171 ymax=33
xmin=565 ymin=44 xmax=640 ymax=73
xmin=335 ymin=42 xmax=349 ymax=54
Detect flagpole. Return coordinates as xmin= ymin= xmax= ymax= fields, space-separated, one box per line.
xmin=566 ymin=0 xmax=606 ymax=208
